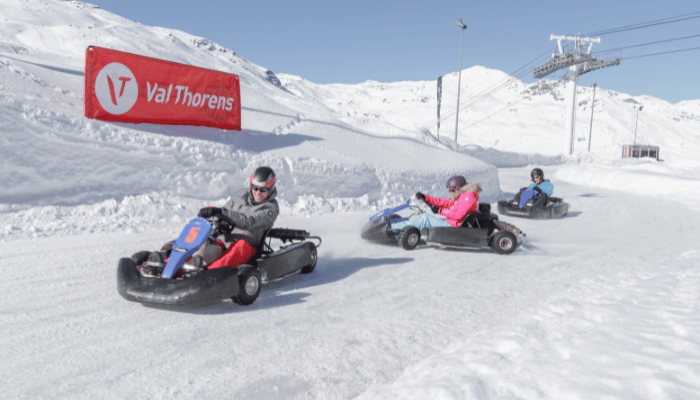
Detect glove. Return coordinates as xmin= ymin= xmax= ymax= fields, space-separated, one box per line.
xmin=219 ymin=219 xmax=234 ymax=232
xmin=198 ymin=207 xmax=222 ymax=218
xmin=430 ymin=205 xmax=440 ymax=214
xmin=415 ymin=192 xmax=426 ymax=201
xmin=533 ymin=186 xmax=543 ymax=194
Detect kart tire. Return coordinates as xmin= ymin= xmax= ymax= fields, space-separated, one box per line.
xmin=231 ymin=265 xmax=262 ymax=306
xmin=300 ymin=243 xmax=318 ymax=274
xmin=130 ymin=251 xmax=151 ymax=266
xmin=492 ymin=231 xmax=517 ymax=255
xmin=399 ymin=226 xmax=421 ymax=250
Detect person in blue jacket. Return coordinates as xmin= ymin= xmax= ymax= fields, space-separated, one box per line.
xmin=511 ymin=168 xmax=553 ymax=208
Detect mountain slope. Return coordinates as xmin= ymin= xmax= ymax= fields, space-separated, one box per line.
xmin=1 ymin=0 xmax=699 ymax=239
xmin=0 ymin=0 xmax=498 ymax=216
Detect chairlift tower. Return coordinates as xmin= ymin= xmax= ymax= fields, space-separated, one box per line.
xmin=533 ymin=35 xmax=620 ymax=155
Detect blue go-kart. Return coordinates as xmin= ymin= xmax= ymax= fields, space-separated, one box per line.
xmin=117 ymin=214 xmax=320 ymax=307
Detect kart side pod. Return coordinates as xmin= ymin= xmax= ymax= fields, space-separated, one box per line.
xmin=422 ymin=227 xmax=490 ymax=248
xmin=257 ymin=241 xmax=317 ymax=281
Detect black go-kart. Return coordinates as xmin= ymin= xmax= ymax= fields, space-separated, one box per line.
xmin=361 ymin=199 xmax=525 ymax=254
xmin=497 ymin=196 xmax=570 ymax=219
xmin=117 ymin=213 xmax=321 ymax=307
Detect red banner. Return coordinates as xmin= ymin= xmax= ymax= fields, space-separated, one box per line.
xmin=84 ymin=46 xmax=241 ymax=130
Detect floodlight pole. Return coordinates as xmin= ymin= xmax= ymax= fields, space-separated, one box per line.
xmin=633 ymin=106 xmax=641 ymax=146
xmin=587 ymin=83 xmax=596 ymax=152
xmin=455 ymin=19 xmax=467 ymax=143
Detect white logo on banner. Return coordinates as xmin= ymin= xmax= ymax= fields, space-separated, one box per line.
xmin=94 ymin=63 xmax=138 ymax=114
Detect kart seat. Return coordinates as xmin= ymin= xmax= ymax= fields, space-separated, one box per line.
xmin=222 ymin=229 xmax=273 ymax=266
xmin=462 ymin=212 xmax=480 ymax=228
xmin=256 ymin=228 xmax=273 ymax=255
xmin=461 ymin=203 xmax=494 ymax=229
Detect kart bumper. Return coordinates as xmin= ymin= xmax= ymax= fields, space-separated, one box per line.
xmin=117 ymin=258 xmax=241 ymax=307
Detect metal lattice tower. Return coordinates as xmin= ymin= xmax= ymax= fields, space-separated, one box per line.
xmin=533 ymin=35 xmax=620 ymax=155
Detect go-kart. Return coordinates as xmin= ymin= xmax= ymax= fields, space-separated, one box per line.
xmin=117 ymin=214 xmax=321 ymax=307
xmin=497 ymin=189 xmax=570 ymax=219
xmin=361 ymin=199 xmax=525 ymax=254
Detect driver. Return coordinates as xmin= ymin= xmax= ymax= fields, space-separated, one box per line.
xmin=196 ymin=166 xmax=279 ymax=269
xmin=511 ymin=168 xmax=553 ymax=208
xmin=391 ymin=175 xmax=482 ymax=231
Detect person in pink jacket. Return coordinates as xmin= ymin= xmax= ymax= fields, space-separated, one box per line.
xmin=391 ymin=175 xmax=482 ymax=231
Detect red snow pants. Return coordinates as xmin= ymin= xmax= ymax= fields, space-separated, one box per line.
xmin=206 ymin=240 xmax=256 ymax=270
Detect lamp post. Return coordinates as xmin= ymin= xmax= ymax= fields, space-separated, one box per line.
xmin=587 ymin=83 xmax=596 ymax=152
xmin=633 ymin=105 xmax=643 ymax=146
xmin=455 ymin=19 xmax=467 ymax=143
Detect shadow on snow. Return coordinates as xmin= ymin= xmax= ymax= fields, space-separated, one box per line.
xmin=144 ymin=256 xmax=413 ymax=315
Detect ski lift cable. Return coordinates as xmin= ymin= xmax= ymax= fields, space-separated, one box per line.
xmin=457 ymin=47 xmax=554 ymax=108
xmin=426 ymin=64 xmax=541 ymax=129
xmin=622 ymin=46 xmax=700 ymax=59
xmin=423 ymin=13 xmax=700 ymax=134
xmin=457 ymin=96 xmax=530 ymax=133
xmin=453 ymin=13 xmax=700 ymax=117
xmin=434 ymin=59 xmax=546 ymax=124
xmin=452 ymin=38 xmax=700 ymax=133
xmin=584 ymin=12 xmax=700 ymax=36
xmin=422 ymin=47 xmax=554 ymax=128
xmin=599 ymin=34 xmax=700 ymax=52
xmin=453 ymin=46 xmax=700 ymax=133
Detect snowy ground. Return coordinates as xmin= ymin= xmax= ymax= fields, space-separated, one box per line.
xmin=4 ymin=167 xmax=700 ymax=400
xmin=2 ymin=1 xmax=700 ymax=399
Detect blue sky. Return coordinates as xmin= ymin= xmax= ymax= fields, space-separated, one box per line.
xmin=93 ymin=0 xmax=699 ymax=103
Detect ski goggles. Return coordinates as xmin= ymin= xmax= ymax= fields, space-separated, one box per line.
xmin=251 ymin=186 xmax=270 ymax=193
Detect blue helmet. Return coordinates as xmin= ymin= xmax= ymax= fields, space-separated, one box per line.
xmin=446 ymin=175 xmax=467 ymax=189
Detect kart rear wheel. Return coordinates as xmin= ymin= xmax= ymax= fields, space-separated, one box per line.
xmin=398 ymin=226 xmax=421 ymax=250
xmin=300 ymin=243 xmax=318 ymax=274
xmin=492 ymin=231 xmax=517 ymax=255
xmin=231 ymin=265 xmax=262 ymax=305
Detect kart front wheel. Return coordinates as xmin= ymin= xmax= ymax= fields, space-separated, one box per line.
xmin=398 ymin=226 xmax=421 ymax=250
xmin=300 ymin=243 xmax=318 ymax=274
xmin=130 ymin=251 xmax=150 ymax=265
xmin=492 ymin=231 xmax=517 ymax=255
xmin=231 ymin=265 xmax=262 ymax=305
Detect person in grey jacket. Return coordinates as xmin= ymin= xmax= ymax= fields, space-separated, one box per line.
xmin=197 ymin=166 xmax=280 ymax=270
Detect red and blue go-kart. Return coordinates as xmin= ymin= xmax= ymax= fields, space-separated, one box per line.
xmin=361 ymin=199 xmax=525 ymax=254
xmin=117 ymin=214 xmax=321 ymax=308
